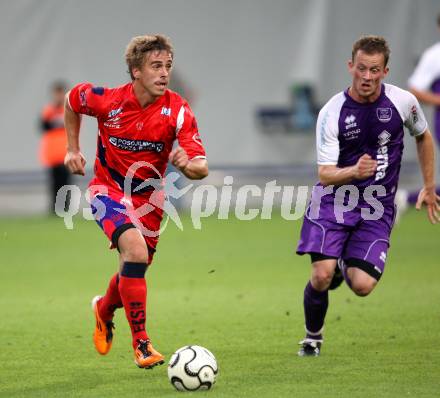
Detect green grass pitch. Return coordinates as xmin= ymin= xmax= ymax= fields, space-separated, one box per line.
xmin=0 ymin=210 xmax=439 ymax=397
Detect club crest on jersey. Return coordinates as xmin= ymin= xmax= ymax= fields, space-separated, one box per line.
xmin=161 ymin=107 xmax=171 ymax=116
xmin=376 ymin=108 xmax=392 ymax=123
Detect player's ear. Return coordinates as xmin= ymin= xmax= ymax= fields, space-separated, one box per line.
xmin=133 ymin=68 xmax=141 ymax=80
xmin=383 ymin=66 xmax=389 ymax=77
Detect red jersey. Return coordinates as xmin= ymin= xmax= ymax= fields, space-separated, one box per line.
xmin=68 ymin=82 xmax=206 ymax=194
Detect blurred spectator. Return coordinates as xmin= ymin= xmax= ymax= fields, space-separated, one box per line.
xmin=38 ymin=81 xmax=71 ymax=213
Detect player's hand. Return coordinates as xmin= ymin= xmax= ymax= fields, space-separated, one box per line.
xmin=353 ymin=154 xmax=377 ymax=180
xmin=64 ymin=150 xmax=86 ymax=176
xmin=169 ymin=146 xmax=189 ymax=171
xmin=415 ymin=186 xmax=440 ymax=224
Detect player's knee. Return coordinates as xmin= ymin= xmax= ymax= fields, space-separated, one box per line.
xmin=351 ymin=280 xmax=376 ymax=297
xmin=311 ymin=269 xmax=333 ymax=290
xmin=118 ymin=228 xmax=149 ymax=263
xmin=121 ymin=243 xmax=149 ymax=264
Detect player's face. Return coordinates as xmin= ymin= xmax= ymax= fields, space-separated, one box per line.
xmin=134 ymin=50 xmax=173 ymax=99
xmin=348 ymin=50 xmax=389 ymax=102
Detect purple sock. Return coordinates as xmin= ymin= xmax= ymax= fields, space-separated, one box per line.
xmin=303 ymin=281 xmax=328 ymax=340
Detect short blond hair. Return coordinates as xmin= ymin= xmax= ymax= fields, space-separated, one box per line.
xmin=352 ymin=35 xmax=390 ymax=67
xmin=125 ymin=34 xmax=174 ymax=80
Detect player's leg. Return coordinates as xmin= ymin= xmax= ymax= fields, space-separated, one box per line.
xmin=299 ymin=255 xmax=337 ymax=356
xmin=342 ymin=209 xmax=392 ymax=297
xmin=89 ymin=194 xmax=133 ymax=355
xmin=296 ymin=200 xmax=351 ymax=356
xmin=94 ymin=255 xmax=125 ymax=326
xmin=338 ymin=256 xmax=381 ymax=296
xmin=117 ymin=228 xmax=164 ymax=369
xmin=92 ymin=266 xmax=123 ymax=355
xmin=346 ymin=262 xmax=378 ymax=296
xmin=117 ymin=227 xmax=149 ymax=348
xmin=95 ymin=273 xmax=123 ymax=321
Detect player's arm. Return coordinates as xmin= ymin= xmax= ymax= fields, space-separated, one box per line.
xmin=408 ymin=50 xmax=440 ymax=107
xmin=318 ymin=154 xmax=377 ymax=186
xmin=409 ymin=87 xmax=440 ymax=107
xmin=169 ymin=147 xmax=208 ymax=180
xmin=414 ymin=129 xmax=440 ymax=224
xmin=64 ymin=92 xmax=86 ymax=176
xmin=316 ymin=104 xmax=377 ymax=186
xmin=173 ymin=102 xmax=208 ymax=179
xmin=404 ymin=92 xmax=440 ymax=223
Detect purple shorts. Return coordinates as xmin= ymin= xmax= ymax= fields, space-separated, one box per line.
xmin=297 ymin=195 xmax=396 ymax=278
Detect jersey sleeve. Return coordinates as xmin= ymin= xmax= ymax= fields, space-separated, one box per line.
xmin=68 ymin=82 xmax=106 ymax=118
xmin=175 ymin=103 xmax=206 ymax=160
xmin=408 ymin=48 xmax=438 ymax=91
xmin=316 ymin=107 xmax=339 ymax=165
xmin=403 ymin=93 xmax=428 ymax=136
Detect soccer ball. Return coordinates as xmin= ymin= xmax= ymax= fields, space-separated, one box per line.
xmin=167 ymin=345 xmax=218 ymax=391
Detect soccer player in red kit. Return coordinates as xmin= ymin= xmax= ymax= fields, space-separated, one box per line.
xmin=64 ymin=35 xmax=208 ymax=369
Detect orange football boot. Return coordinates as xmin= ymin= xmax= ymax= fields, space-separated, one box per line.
xmin=91 ymin=295 xmax=114 ymax=355
xmin=134 ymin=339 xmax=165 ymax=369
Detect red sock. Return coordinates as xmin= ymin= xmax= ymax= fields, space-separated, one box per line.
xmin=98 ymin=273 xmax=123 ymax=321
xmin=118 ymin=262 xmax=149 ymax=348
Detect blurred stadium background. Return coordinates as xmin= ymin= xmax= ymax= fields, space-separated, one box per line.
xmin=1 ymin=2 xmax=440 ymax=397
xmin=1 ymin=0 xmax=439 ymax=214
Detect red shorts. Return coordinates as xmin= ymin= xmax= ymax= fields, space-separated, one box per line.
xmin=88 ymin=179 xmax=164 ymax=265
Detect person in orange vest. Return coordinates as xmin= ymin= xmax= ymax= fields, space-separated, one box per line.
xmin=39 ymin=81 xmax=71 ymax=213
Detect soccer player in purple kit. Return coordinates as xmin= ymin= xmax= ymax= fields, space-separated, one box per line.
xmin=406 ymin=12 xmax=440 ymax=204
xmin=409 ymin=13 xmax=440 ymax=149
xmin=296 ymin=36 xmax=440 ymax=356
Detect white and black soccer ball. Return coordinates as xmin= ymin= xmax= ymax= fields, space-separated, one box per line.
xmin=167 ymin=345 xmax=218 ymax=391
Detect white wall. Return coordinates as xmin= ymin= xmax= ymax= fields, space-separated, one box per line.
xmin=1 ymin=0 xmax=438 ymax=171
